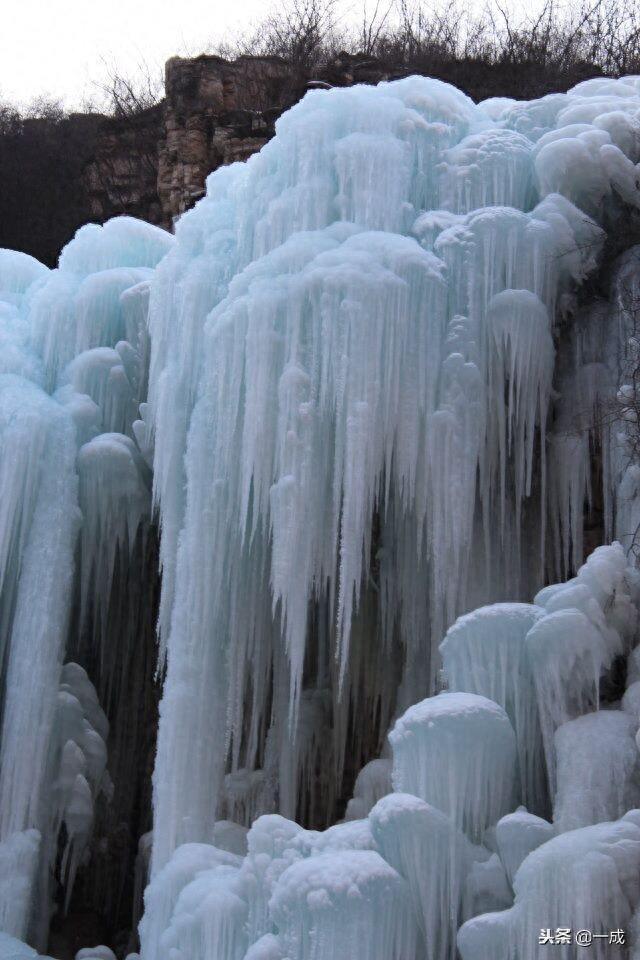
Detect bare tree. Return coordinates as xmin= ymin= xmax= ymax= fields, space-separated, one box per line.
xmin=232 ymin=0 xmax=338 ymax=73
xmin=96 ymin=58 xmax=164 ymax=118
xmin=357 ymin=0 xmax=395 ymax=56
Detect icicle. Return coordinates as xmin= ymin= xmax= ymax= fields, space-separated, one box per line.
xmin=0 ymin=831 xmax=41 ymax=940
xmin=0 ymin=381 xmax=79 ymax=842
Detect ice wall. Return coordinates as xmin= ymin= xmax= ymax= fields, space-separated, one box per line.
xmin=146 ymin=73 xmax=640 ymax=874
xmin=2 ymin=71 xmax=640 ymax=959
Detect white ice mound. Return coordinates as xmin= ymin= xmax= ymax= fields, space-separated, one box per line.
xmin=495 ymin=808 xmax=554 ymax=885
xmin=26 ymin=217 xmax=170 ymax=390
xmin=269 ymin=850 xmax=418 ymax=960
xmin=0 ymin=930 xmax=39 ymax=957
xmin=240 ymin=815 xmax=307 ymax=946
xmin=76 ymin=949 xmax=117 ymax=960
xmin=369 ymin=792 xmax=477 ymax=960
xmin=526 ymin=542 xmax=637 ymax=791
xmin=345 ymin=759 xmax=392 ymax=821
xmin=525 ymin=608 xmax=614 ymax=789
xmin=243 ymin=935 xmax=284 ymax=960
xmin=29 ymin=266 xmax=154 ymax=391
xmin=554 ymin=710 xmax=640 ymax=832
xmin=438 ymin=128 xmax=534 ymax=213
xmin=61 ymin=346 xmax=139 ymax=437
xmin=440 ymin=603 xmax=546 ymax=811
xmin=458 ymin=812 xmax=640 ymax=960
xmin=0 ymin=249 xmax=48 ymax=306
xmin=58 ymin=217 xmax=173 ymax=278
xmin=463 ymin=852 xmax=513 ymax=917
xmin=138 ymin=843 xmax=241 ymax=960
xmin=158 ymin=865 xmax=247 ymax=960
xmin=389 ymin=691 xmax=517 ymax=840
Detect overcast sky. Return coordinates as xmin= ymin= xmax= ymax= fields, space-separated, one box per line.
xmin=2 ymin=0 xmax=538 ymax=109
xmin=1 ymin=0 xmax=283 ymax=107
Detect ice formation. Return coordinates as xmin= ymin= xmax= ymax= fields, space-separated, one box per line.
xmin=439 ymin=603 xmax=546 ymax=810
xmin=369 ymin=792 xmax=476 ymax=959
xmin=553 ymin=710 xmax=640 ymax=831
xmin=2 ymin=70 xmax=640 ymax=959
xmin=0 ymin=220 xmax=169 ymax=953
xmin=389 ymin=692 xmax=517 ymax=839
xmin=458 ymin=813 xmax=640 ymax=960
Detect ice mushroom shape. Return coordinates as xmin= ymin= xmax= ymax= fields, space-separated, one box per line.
xmin=389 ymin=692 xmax=518 ymax=840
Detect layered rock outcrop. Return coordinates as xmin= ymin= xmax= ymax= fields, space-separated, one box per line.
xmin=85 ymin=56 xmax=297 ymax=227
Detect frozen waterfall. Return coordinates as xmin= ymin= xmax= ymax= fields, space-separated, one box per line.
xmin=2 ymin=72 xmax=640 ymax=959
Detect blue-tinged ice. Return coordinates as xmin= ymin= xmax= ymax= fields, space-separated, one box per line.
xmin=269 ymin=850 xmax=418 ymax=960
xmin=458 ymin=813 xmax=640 ymax=960
xmin=389 ymin=692 xmax=517 ymax=840
xmin=369 ymin=792 xmax=478 ymax=960
xmin=0 ymin=214 xmax=170 ymax=947
xmin=3 ymin=67 xmax=640 ymax=960
xmin=440 ymin=603 xmax=546 ymax=811
xmin=554 ymin=711 xmax=640 ymax=832
xmin=494 ymin=808 xmax=553 ymax=886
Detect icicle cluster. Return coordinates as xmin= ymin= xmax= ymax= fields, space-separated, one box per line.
xmin=146 ymin=73 xmax=640 ymax=876
xmin=131 ymin=544 xmax=640 ymax=960
xmin=0 ymin=219 xmax=171 ymax=951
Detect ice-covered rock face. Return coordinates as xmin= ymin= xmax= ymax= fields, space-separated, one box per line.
xmin=143 ymin=73 xmax=640 ymax=878
xmin=75 ymin=948 xmax=117 ymax=960
xmin=3 ymin=71 xmax=640 ymax=960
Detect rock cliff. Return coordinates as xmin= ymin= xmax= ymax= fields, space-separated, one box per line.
xmin=85 ymin=51 xmax=601 ymax=229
